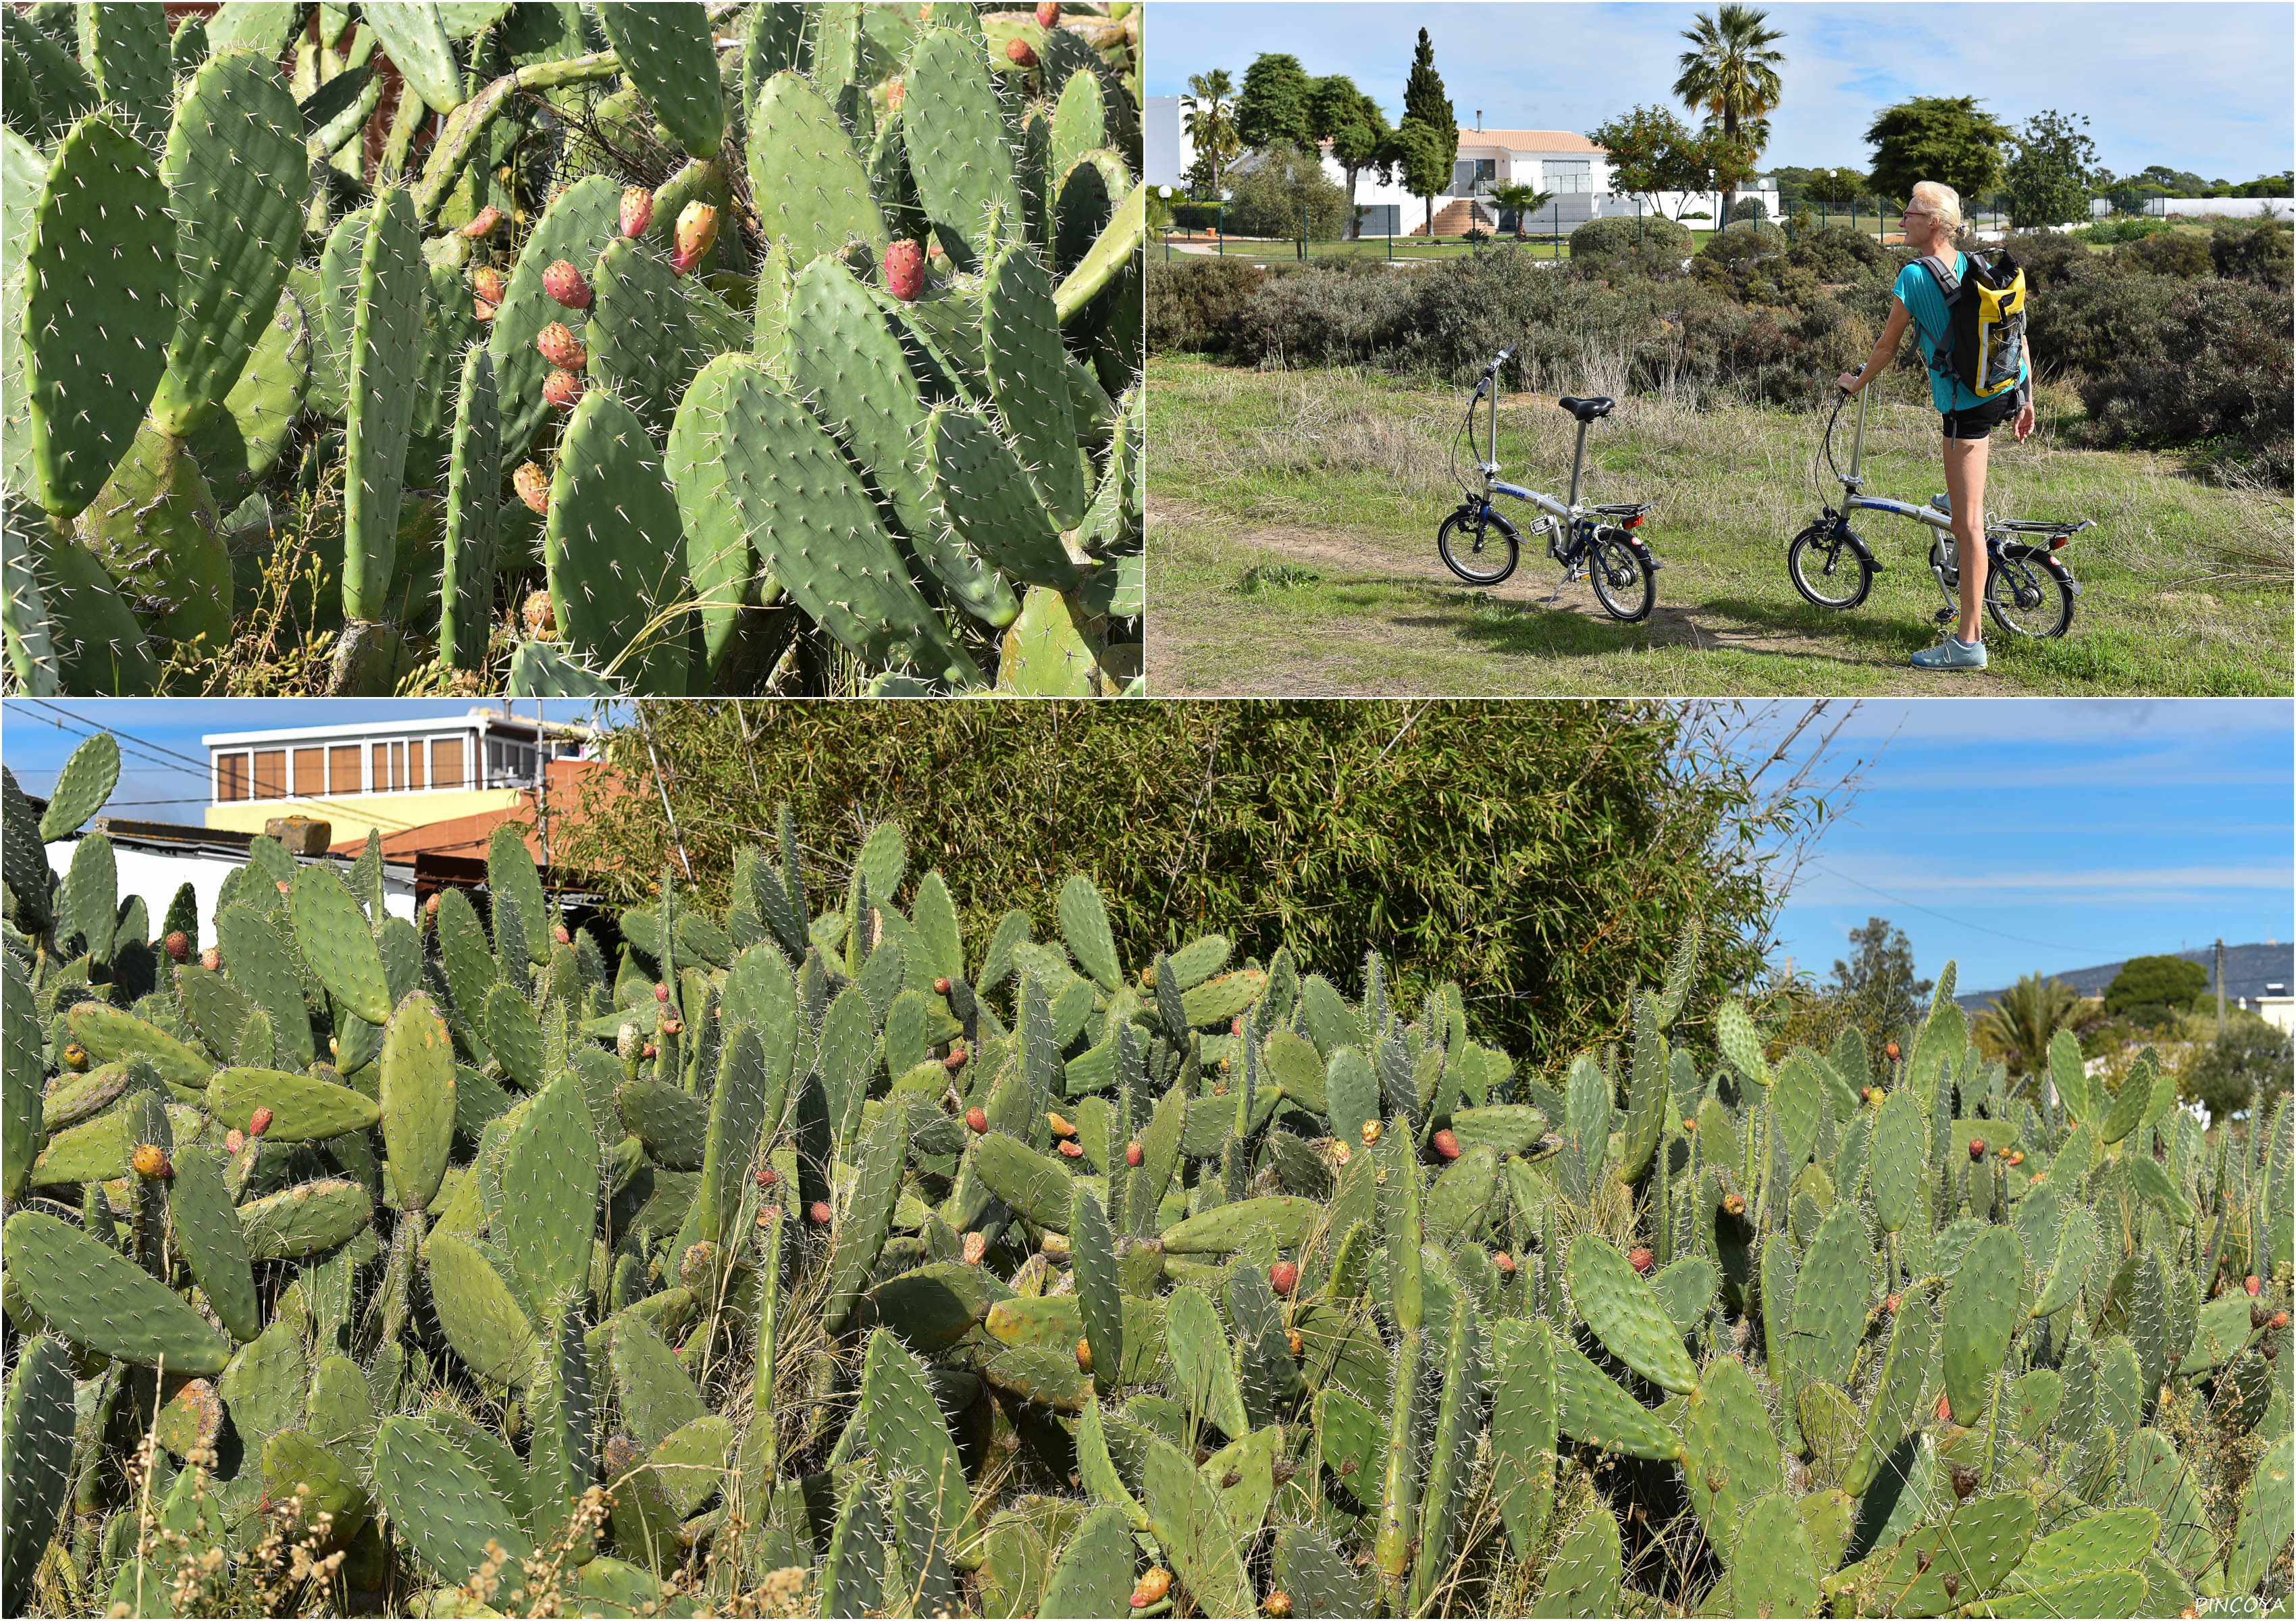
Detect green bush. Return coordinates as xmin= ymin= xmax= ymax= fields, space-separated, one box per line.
xmin=1569 ymin=213 xmax=1694 ymax=265
xmin=2080 ymin=278 xmax=2295 ymax=484
xmin=1786 ymin=224 xmax=1894 ymax=284
xmin=2024 ymin=258 xmax=2183 ymax=378
xmin=2121 ymin=229 xmax=2214 ymax=278
xmin=1234 ymin=259 xmax=1419 ymax=366
xmin=2210 ymin=215 xmax=2294 ymax=289
xmin=1224 ymin=142 xmax=1352 ymax=240
xmin=1730 ymin=195 xmax=1769 ymax=222
xmin=2000 ymin=228 xmax=2104 ymax=292
xmin=1146 ymin=256 xmax=1270 ymax=355
xmin=2076 ymin=216 xmax=2176 ymax=245
xmin=556 ymin=701 xmax=1783 ymax=1059
xmin=2103 ymin=954 xmax=2210 ymax=1023
xmin=1698 ymin=220 xmax=1787 ymax=261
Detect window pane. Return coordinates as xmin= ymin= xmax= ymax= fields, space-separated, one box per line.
xmin=330 ymin=745 xmax=361 ymax=794
xmin=430 ymin=736 xmax=465 ymax=790
xmin=292 ymin=748 xmax=323 ymax=796
xmin=217 ymin=754 xmax=247 ymax=802
xmin=253 ymin=751 xmax=286 ymax=800
xmin=373 ymin=742 xmax=391 ymax=792
xmin=405 ymin=741 xmax=423 ymax=791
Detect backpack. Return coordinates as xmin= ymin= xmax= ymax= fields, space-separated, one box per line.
xmin=1916 ymin=249 xmax=2028 ymax=401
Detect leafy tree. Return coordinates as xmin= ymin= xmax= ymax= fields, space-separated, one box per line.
xmin=1235 ymin=52 xmax=1315 ymax=151
xmin=1864 ymin=95 xmax=2011 ymax=208
xmin=2104 ymin=954 xmax=2210 ymax=1025
xmin=1828 ymin=917 xmax=1933 ymax=1066
xmin=1312 ymin=76 xmax=1392 ymax=238
xmin=1182 ymin=69 xmax=1241 ymax=198
xmin=1492 ymin=181 xmax=1557 ymax=240
xmin=1672 ymin=3 xmax=1788 ymax=224
xmin=2002 ymin=109 xmax=2099 ymax=228
xmin=1396 ymin=28 xmax=1458 ymax=236
xmin=548 ymin=702 xmax=1820 ymax=1066
xmin=1226 ymin=142 xmax=1351 ymax=241
xmin=2183 ymin=1016 xmax=2294 ymax=1122
xmin=1589 ymin=105 xmax=1717 ymax=221
xmin=1805 ymin=165 xmax=1872 ymax=213
xmin=1975 ymin=972 xmax=2080 ymax=1085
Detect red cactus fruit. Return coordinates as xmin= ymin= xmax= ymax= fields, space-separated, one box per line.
xmin=521 ymin=588 xmax=556 ymax=638
xmin=1967 ymin=1137 xmax=1986 ymax=1160
xmin=1432 ymin=1129 xmax=1461 ymax=1160
xmin=513 ymin=461 xmax=550 ymax=515
xmin=2274 ymin=1310 xmax=2292 ymax=1331
xmin=536 ymin=321 xmax=586 ymax=370
xmin=472 ymin=267 xmax=508 ymax=305
xmin=671 ymin=202 xmax=719 ymax=275
xmin=1125 ymin=1140 xmax=1144 ymax=1166
xmin=554 ymin=925 xmax=571 ymax=946
xmin=1628 ymin=1246 xmax=1654 ymax=1275
xmin=132 ymin=1143 xmax=172 ymax=1180
xmin=543 ymin=367 xmax=583 ymax=409
xmin=1074 ymin=1337 xmax=1093 ymax=1372
xmin=1885 ymin=1041 xmax=1901 ymax=1061
xmin=1723 ymin=1192 xmax=1747 ymax=1216
xmin=966 ymin=1106 xmax=989 ymax=1133
xmin=620 ymin=185 xmax=654 ymax=238
xmin=809 ymin=1200 xmax=833 ymax=1225
xmin=2247 ymin=1275 xmax=2263 ymax=1296
xmin=201 ymin=947 xmax=221 ymax=972
xmin=641 ymin=1043 xmax=657 ymax=1060
xmin=1048 ymin=1112 xmax=1077 ymax=1139
xmin=884 ymin=238 xmax=926 ymax=301
xmin=654 ymin=982 xmax=672 ymax=1003
xmin=962 ymin=1231 xmax=988 ymax=1265
xmin=1130 ymin=1568 xmax=1172 ymax=1608
xmin=1006 ymin=36 xmax=1037 ymax=67
xmin=162 ymin=930 xmax=190 ymax=963
xmin=224 ymin=1129 xmax=244 ymax=1154
xmin=933 ymin=976 xmax=953 ymax=996
xmin=1058 ymin=1139 xmax=1084 ymax=1158
xmin=249 ymin=1108 xmax=273 ymax=1138
xmin=542 ymin=258 xmax=592 ymax=309
xmin=944 ymin=1048 xmax=967 ymax=1072
xmin=1268 ymin=1261 xmax=1299 ymax=1296
xmin=754 ymin=1166 xmax=779 ymax=1187
xmin=461 ymin=205 xmax=504 ymax=239
xmin=1492 ymin=1251 xmax=1516 ymax=1275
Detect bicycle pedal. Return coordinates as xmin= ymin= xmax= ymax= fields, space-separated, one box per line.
xmin=1933 ymin=607 xmax=1957 ymax=624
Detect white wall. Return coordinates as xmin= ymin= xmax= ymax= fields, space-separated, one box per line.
xmin=43 ymin=839 xmax=418 ymax=942
xmin=2093 ymin=196 xmax=2293 ymax=220
xmin=1145 ymin=95 xmax=1183 ymax=188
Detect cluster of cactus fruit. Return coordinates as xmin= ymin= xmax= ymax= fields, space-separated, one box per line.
xmin=2 ymin=0 xmax=1145 ymax=698
xmin=5 ymin=727 xmax=2291 ymax=1619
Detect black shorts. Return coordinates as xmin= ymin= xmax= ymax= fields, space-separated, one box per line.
xmin=1940 ymin=390 xmax=2018 ymax=440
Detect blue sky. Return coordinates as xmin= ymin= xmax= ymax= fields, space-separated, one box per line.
xmin=2 ymin=699 xmax=615 ymax=825
xmin=5 ymin=697 xmax=2287 ymax=1001
xmin=1761 ymin=698 xmax=2293 ymax=996
xmin=1151 ymin=2 xmax=2295 ymax=185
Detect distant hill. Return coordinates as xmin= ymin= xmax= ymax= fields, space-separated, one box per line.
xmin=1956 ymin=941 xmax=2293 ymax=1012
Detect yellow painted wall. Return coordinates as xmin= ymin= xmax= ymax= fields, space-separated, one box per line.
xmin=206 ymin=790 xmax=525 ymax=844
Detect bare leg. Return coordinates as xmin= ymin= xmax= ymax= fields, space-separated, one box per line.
xmin=1942 ymin=434 xmax=1989 ymax=642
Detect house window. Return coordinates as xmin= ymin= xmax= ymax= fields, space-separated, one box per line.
xmin=217 ymin=754 xmax=249 ymax=801
xmin=252 ymin=750 xmax=286 ymax=800
xmin=488 ymin=738 xmax=540 ymax=787
xmin=1546 ymin=159 xmax=1592 ymax=194
xmin=430 ymin=737 xmax=466 ymax=790
xmin=293 ymin=748 xmax=323 ymax=796
xmin=330 ymin=744 xmax=361 ymax=794
xmin=373 ymin=742 xmax=393 ymax=792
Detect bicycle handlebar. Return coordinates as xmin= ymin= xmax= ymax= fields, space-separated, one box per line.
xmin=1483 ymin=345 xmax=1516 ymax=378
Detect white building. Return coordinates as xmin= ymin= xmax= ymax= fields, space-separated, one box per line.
xmin=1158 ymin=101 xmax=1773 ymax=236
xmin=43 ymin=820 xmax=421 ymax=941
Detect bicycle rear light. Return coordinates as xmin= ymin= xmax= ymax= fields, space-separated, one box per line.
xmin=1624 ymin=515 xmax=1643 ymax=528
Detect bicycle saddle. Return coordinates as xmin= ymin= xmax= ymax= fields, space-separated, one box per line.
xmin=1557 ymin=395 xmax=1615 ymax=421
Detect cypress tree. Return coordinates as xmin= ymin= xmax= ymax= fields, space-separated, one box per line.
xmin=1396 ymin=29 xmax=1458 ymax=234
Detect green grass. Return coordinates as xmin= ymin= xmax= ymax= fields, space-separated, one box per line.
xmin=1148 ymin=356 xmax=2293 ymax=696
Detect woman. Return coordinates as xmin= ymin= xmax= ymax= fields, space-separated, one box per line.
xmin=1836 ymin=180 xmax=2034 ymax=671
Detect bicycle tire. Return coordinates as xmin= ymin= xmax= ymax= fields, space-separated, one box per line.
xmin=1787 ymin=523 xmax=1873 ymax=610
xmin=1436 ymin=507 xmax=1519 ymax=586
xmin=1588 ymin=532 xmax=1656 ymax=623
xmin=1985 ymin=553 xmax=2076 ymax=638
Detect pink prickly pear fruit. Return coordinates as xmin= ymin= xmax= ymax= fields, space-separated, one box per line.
xmin=163 ymin=931 xmax=190 ymax=963
xmin=884 ymin=239 xmax=927 ymax=301
xmin=461 ymin=205 xmax=504 ymax=238
xmin=536 ymin=322 xmax=586 ymax=370
xmin=521 ymin=589 xmax=556 ymax=638
xmin=513 ymin=462 xmax=550 ymax=515
xmin=1006 ymin=37 xmax=1037 ymax=67
xmin=619 ymin=185 xmax=654 ymax=239
xmin=671 ymin=202 xmax=719 ymax=275
xmin=542 ymin=259 xmax=592 ymax=309
xmin=1037 ymin=1 xmax=1060 ymax=25
xmin=544 ymin=368 xmax=583 ymax=409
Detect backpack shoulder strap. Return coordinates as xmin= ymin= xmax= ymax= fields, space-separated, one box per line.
xmin=1918 ymin=253 xmax=1962 ymax=301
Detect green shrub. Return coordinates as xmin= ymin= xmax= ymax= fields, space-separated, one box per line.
xmin=1234 ymin=261 xmax=1419 ymax=366
xmin=1730 ymin=195 xmax=1769 ymax=222
xmin=1224 ymin=141 xmax=1352 ymax=240
xmin=2121 ymin=229 xmax=2214 ymax=278
xmin=2076 ymin=216 xmax=2176 ymax=245
xmin=2025 ymin=259 xmax=2183 ymax=377
xmin=2080 ymin=278 xmax=2295 ymax=485
xmin=2000 ymin=229 xmax=2104 ymax=292
xmin=1147 ymin=256 xmax=1270 ymax=355
xmin=1696 ymin=221 xmax=1788 ymax=263
xmin=1569 ymin=213 xmax=1694 ymax=265
xmin=1786 ymin=224 xmax=1894 ymax=285
xmin=2210 ymin=215 xmax=2294 ymax=289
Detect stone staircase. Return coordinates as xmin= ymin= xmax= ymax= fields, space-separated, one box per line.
xmin=1409 ymin=197 xmax=1497 ymax=238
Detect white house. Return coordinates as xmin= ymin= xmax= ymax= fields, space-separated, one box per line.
xmin=1157 ymin=101 xmax=1773 ymax=236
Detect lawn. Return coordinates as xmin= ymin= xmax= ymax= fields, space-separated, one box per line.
xmin=1147 ymin=355 xmax=2293 ymax=696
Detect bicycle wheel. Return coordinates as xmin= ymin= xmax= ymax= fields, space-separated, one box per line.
xmin=1985 ymin=552 xmax=2076 ymax=638
xmin=1786 ymin=523 xmax=1872 ymax=609
xmin=1588 ymin=531 xmax=1656 ymax=622
xmin=1436 ymin=506 xmax=1519 ymax=586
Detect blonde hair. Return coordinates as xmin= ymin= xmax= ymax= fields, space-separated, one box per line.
xmin=1908 ymin=180 xmax=1971 ymax=245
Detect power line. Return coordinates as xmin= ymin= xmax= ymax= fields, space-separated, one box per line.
xmin=1806 ymin=861 xmax=2109 ymax=956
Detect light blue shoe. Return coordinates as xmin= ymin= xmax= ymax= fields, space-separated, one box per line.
xmin=1911 ymin=636 xmax=1987 ymax=670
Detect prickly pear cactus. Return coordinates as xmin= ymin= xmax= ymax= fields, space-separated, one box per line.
xmin=1 ymin=1 xmax=1146 ymax=696
xmin=14 ymin=727 xmax=2279 ymax=1616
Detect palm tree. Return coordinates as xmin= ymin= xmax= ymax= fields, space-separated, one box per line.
xmin=1672 ymin=5 xmax=1787 ymax=226
xmin=1975 ymin=973 xmax=2081 ymax=1090
xmin=1490 ymin=182 xmax=1556 ymax=242
xmin=1182 ymin=70 xmax=1241 ymax=199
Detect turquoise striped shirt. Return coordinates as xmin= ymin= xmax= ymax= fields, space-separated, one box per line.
xmin=1892 ymin=253 xmax=2029 ymax=413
